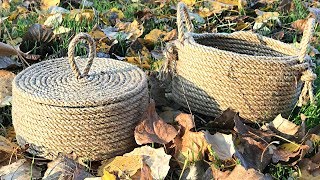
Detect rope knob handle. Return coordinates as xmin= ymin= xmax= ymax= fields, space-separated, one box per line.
xmin=177 ymin=2 xmax=194 ymax=42
xmin=68 ymin=33 xmax=96 ymax=79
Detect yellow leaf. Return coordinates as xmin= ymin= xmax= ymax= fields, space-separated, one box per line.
xmin=1 ymin=0 xmax=10 ymax=10
xmin=144 ymin=29 xmax=166 ymax=44
xmin=8 ymin=6 xmax=29 ymax=21
xmin=102 ymin=171 xmax=116 ymax=180
xmin=110 ymin=8 xmax=124 ymax=19
xmin=279 ymin=143 xmax=300 ymax=152
xmin=216 ymin=0 xmax=239 ymax=6
xmin=53 ymin=26 xmax=71 ymax=35
xmin=122 ymin=20 xmax=144 ymax=41
xmin=70 ymin=9 xmax=94 ymax=22
xmin=181 ymin=0 xmax=196 ymax=6
xmin=102 ymin=155 xmax=143 ymax=178
xmin=41 ymin=0 xmax=60 ymax=10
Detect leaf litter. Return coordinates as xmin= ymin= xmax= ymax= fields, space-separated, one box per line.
xmin=1 ymin=0 xmax=320 ymax=179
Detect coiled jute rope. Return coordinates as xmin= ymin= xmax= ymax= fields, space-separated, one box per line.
xmin=161 ymin=2 xmax=317 ymax=122
xmin=12 ymin=33 xmax=149 ymax=160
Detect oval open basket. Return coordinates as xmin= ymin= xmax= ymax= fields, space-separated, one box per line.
xmin=12 ymin=33 xmax=149 ymax=160
xmin=162 ymin=2 xmax=317 ymax=122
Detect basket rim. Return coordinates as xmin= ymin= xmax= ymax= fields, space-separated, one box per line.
xmin=183 ymin=31 xmax=300 ymax=61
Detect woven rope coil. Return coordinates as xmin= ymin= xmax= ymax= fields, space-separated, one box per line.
xmin=162 ymin=2 xmax=317 ymax=122
xmin=12 ymin=33 xmax=149 ymax=160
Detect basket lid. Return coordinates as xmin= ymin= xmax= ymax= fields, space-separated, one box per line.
xmin=13 ymin=33 xmax=147 ymax=107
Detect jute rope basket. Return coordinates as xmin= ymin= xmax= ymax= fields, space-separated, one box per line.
xmin=162 ymin=2 xmax=317 ymax=122
xmin=12 ymin=33 xmax=149 ymax=160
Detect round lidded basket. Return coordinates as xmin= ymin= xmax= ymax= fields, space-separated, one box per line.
xmin=12 ymin=33 xmax=149 ymax=160
xmin=162 ymin=2 xmax=317 ymax=122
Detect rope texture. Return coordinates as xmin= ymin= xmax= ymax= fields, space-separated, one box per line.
xmin=12 ymin=33 xmax=149 ymax=160
xmin=162 ymin=2 xmax=316 ymax=122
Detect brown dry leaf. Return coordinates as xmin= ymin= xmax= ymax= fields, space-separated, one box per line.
xmin=205 ymin=132 xmax=235 ymax=160
xmin=20 ymin=23 xmax=54 ymax=60
xmin=0 ymin=70 xmax=15 ymax=106
xmin=41 ymin=0 xmax=60 ymax=10
xmin=125 ymin=39 xmax=151 ymax=69
xmin=124 ymin=146 xmax=171 ymax=179
xmin=235 ymin=136 xmax=273 ymax=171
xmin=163 ymin=29 xmax=177 ymax=42
xmin=278 ymin=0 xmax=294 ymax=12
xmin=0 ymin=42 xmax=19 ymax=57
xmin=299 ymin=152 xmax=320 ymax=180
xmin=174 ymin=113 xmax=209 ymax=162
xmin=269 ymin=114 xmax=300 ymax=136
xmin=272 ymin=143 xmax=310 ymax=164
xmin=206 ymin=108 xmax=237 ymax=130
xmin=0 ymin=159 xmax=42 ymax=179
xmin=292 ymin=18 xmax=308 ymax=32
xmin=144 ymin=29 xmax=166 ymax=45
xmin=140 ymin=163 xmax=153 ymax=180
xmin=134 ymin=8 xmax=153 ymax=22
xmin=134 ymin=99 xmax=178 ymax=145
xmin=0 ymin=135 xmax=19 ymax=166
xmin=43 ymin=155 xmax=94 ymax=179
xmin=212 ymin=165 xmax=272 ymax=180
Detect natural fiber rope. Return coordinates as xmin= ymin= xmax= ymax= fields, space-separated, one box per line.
xmin=68 ymin=33 xmax=96 ymax=79
xmin=12 ymin=33 xmax=149 ymax=160
xmin=161 ymin=2 xmax=316 ymax=122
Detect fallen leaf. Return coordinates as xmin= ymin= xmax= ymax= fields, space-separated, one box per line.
xmin=53 ymin=26 xmax=71 ymax=35
xmin=118 ymin=20 xmax=144 ymax=41
xmin=206 ymin=108 xmax=237 ymax=130
xmin=70 ymin=9 xmax=95 ymax=22
xmin=269 ymin=114 xmax=299 ymax=136
xmin=134 ymin=8 xmax=153 ymax=21
xmin=48 ymin=6 xmax=70 ymax=14
xmin=101 ymin=171 xmax=116 ymax=180
xmin=41 ymin=0 xmax=60 ymax=10
xmin=0 ymin=159 xmax=42 ymax=179
xmin=179 ymin=161 xmax=209 ymax=180
xmin=1 ymin=0 xmax=10 ymax=10
xmin=0 ymin=135 xmax=19 ymax=166
xmin=44 ymin=13 xmax=63 ymax=27
xmin=272 ymin=143 xmax=310 ymax=164
xmin=292 ymin=18 xmax=308 ymax=32
xmin=0 ymin=70 xmax=15 ymax=106
xmin=235 ymin=136 xmax=273 ymax=171
xmin=134 ymin=99 xmax=178 ymax=145
xmin=205 ymin=132 xmax=236 ymax=160
xmin=0 ymin=56 xmax=19 ymax=70
xmin=299 ymin=152 xmax=320 ymax=179
xmin=8 ymin=6 xmax=28 ymax=21
xmin=140 ymin=163 xmax=153 ymax=180
xmin=125 ymin=146 xmax=171 ymax=180
xmin=181 ymin=0 xmax=196 ymax=6
xmin=253 ymin=10 xmax=281 ymax=30
xmin=43 ymin=155 xmax=94 ymax=179
xmin=163 ymin=29 xmax=177 ymax=41
xmin=212 ymin=165 xmax=272 ymax=180
xmin=144 ymin=29 xmax=166 ymax=45
xmin=19 ymin=24 xmax=55 ymax=59
xmin=278 ymin=0 xmax=294 ymax=12
xmin=101 ymin=155 xmax=143 ymax=178
xmin=174 ymin=113 xmax=209 ymax=162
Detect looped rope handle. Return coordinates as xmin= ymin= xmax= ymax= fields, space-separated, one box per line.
xmin=177 ymin=2 xmax=194 ymax=42
xmin=296 ymin=18 xmax=317 ymax=106
xmin=299 ymin=18 xmax=315 ymax=63
xmin=68 ymin=33 xmax=96 ymax=79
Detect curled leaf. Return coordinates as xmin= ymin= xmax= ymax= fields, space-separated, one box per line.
xmin=134 ymin=100 xmax=178 ymax=145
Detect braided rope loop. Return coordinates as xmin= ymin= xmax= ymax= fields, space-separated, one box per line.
xmin=297 ymin=18 xmax=317 ymax=106
xmin=68 ymin=33 xmax=96 ymax=79
xmin=177 ymin=2 xmax=194 ymax=42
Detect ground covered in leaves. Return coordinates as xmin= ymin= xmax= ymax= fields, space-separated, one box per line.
xmin=0 ymin=0 xmax=320 ymax=179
